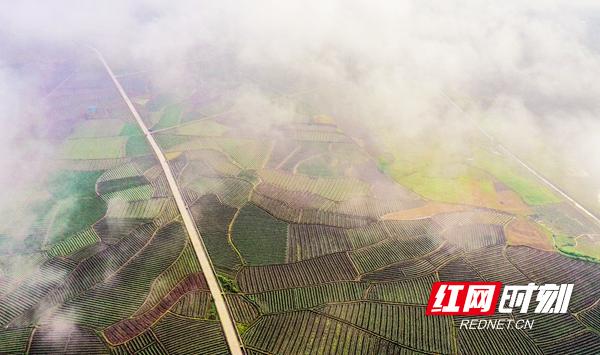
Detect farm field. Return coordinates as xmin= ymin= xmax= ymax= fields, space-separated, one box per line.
xmin=2 ymin=50 xmax=600 ymax=355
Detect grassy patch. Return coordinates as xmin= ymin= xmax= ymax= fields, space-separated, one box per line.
xmin=152 ymin=104 xmax=182 ymax=130
xmin=45 ymin=170 xmax=107 ymax=244
xmin=126 ymin=135 xmax=152 ymax=156
xmin=474 ymin=149 xmax=560 ymax=206
xmin=61 ymin=136 xmax=128 ymax=160
xmin=231 ymin=204 xmax=288 ymax=265
xmin=174 ymin=119 xmax=228 ymax=136
xmin=71 ymin=119 xmax=124 ymax=138
xmin=120 ymin=122 xmax=143 ymax=136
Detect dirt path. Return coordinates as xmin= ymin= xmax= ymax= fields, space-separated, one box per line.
xmin=92 ymin=47 xmax=244 ymax=355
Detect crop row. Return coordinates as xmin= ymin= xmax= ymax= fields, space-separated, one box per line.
xmin=249 ymin=281 xmax=369 ymax=313
xmin=97 ymin=163 xmax=141 ymax=182
xmin=243 ymin=310 xmax=406 ymax=354
xmin=443 ymin=224 xmax=505 ymax=251
xmin=321 ymin=301 xmax=455 ymax=353
xmin=152 ymin=313 xmax=229 ymax=355
xmin=104 ymin=272 xmax=209 ymax=344
xmin=367 ymin=273 xmax=438 ymax=304
xmin=47 ymin=222 xmax=187 ymax=329
xmin=47 ymin=227 xmax=100 ymax=258
xmin=190 ymin=195 xmax=241 ymax=272
xmin=456 ymin=320 xmax=541 ymax=355
xmin=287 ymin=224 xmax=352 ymax=262
xmin=258 ymin=169 xmax=370 ymax=201
xmin=0 ymin=258 xmax=77 ymax=327
xmin=433 ymin=210 xmax=514 ymax=230
xmin=507 ymin=246 xmax=600 ymax=312
xmin=187 ymin=176 xmax=252 ymax=209
xmin=350 ymin=234 xmax=443 ymax=274
xmin=360 ymin=259 xmax=436 ymax=282
xmin=134 ymin=244 xmax=202 ymax=315
xmin=237 ymin=252 xmax=358 ymax=293
xmin=465 ymin=245 xmax=530 ymax=285
xmin=100 ymin=185 xmax=154 ymax=203
xmin=231 ymin=204 xmax=289 ymax=266
xmin=29 ymin=325 xmax=107 ymax=354
xmin=225 ymin=294 xmax=260 ymax=324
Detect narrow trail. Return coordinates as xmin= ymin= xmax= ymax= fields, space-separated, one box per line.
xmin=91 ymin=47 xmax=244 ymax=355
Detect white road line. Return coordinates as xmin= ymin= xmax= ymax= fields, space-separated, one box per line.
xmin=91 ymin=47 xmax=244 ymax=355
xmin=442 ymin=91 xmax=600 ymax=229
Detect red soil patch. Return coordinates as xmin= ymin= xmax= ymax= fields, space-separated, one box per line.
xmin=103 ymin=273 xmax=209 ymax=345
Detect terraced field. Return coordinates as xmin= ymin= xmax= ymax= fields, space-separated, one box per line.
xmin=4 ymin=52 xmax=600 ymax=355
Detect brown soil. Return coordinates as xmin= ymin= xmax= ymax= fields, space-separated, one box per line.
xmin=505 ymin=217 xmax=553 ymax=251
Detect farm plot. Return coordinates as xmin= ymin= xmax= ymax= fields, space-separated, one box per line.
xmin=287 ymin=224 xmax=352 ymax=262
xmin=186 ymin=176 xmax=252 ymax=209
xmin=350 ymin=234 xmax=444 ymax=274
xmin=231 ymin=204 xmax=289 ymax=266
xmin=225 ymin=294 xmax=260 ymax=324
xmin=237 ymin=252 xmax=358 ymax=293
xmin=438 ymin=257 xmax=483 ymax=282
xmin=537 ymin=331 xmax=600 ymax=355
xmin=171 ymin=290 xmax=212 ymax=318
xmin=61 ymin=136 xmax=128 ymax=160
xmin=105 ymin=197 xmax=176 ymax=221
xmin=249 ymin=281 xmax=369 ymax=313
xmin=433 ymin=209 xmax=514 ymax=230
xmin=97 ymin=174 xmax=149 ymax=192
xmin=172 ymin=119 xmax=229 ymax=136
xmin=153 ymin=313 xmax=230 ymax=355
xmin=217 ymin=137 xmax=273 ymax=170
xmin=442 ymin=224 xmax=506 ymax=251
xmin=465 ymin=245 xmax=530 ymax=285
xmin=93 ymin=217 xmax=151 ymax=244
xmin=184 ymin=149 xmax=242 ymax=177
xmin=134 ymin=244 xmax=202 ymax=315
xmin=360 ymin=259 xmax=436 ymax=282
xmin=243 ymin=311 xmax=408 ymax=354
xmin=514 ymin=311 xmax=585 ymax=344
xmin=29 ymin=325 xmax=107 ymax=354
xmin=45 ymin=222 xmax=187 ymax=329
xmin=0 ymin=328 xmax=33 ymax=354
xmin=103 ymin=273 xmax=209 ymax=344
xmin=190 ymin=195 xmax=241 ymax=272
xmin=258 ymin=169 xmax=371 ymax=201
xmin=70 ymin=118 xmax=125 ymax=138
xmin=109 ymin=330 xmax=167 ymax=354
xmin=0 ymin=258 xmax=77 ymax=327
xmin=265 ymin=139 xmax=299 ymax=169
xmin=299 ymin=208 xmax=374 ymax=228
xmin=47 ymin=227 xmax=100 ymax=258
xmin=96 ymin=163 xmax=145 ymax=184
xmin=507 ymin=246 xmax=600 ymax=311
xmin=332 ymin=196 xmax=424 ymax=219
xmin=250 ymin=191 xmax=302 ymax=223
xmin=456 ymin=316 xmax=542 ymax=355
xmin=254 ymin=182 xmax=333 ymax=211
xmin=320 ymin=301 xmax=455 ymax=354
xmin=367 ymin=273 xmax=439 ymax=304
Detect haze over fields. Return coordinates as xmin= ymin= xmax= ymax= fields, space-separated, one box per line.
xmin=2 ymin=1 xmax=600 ymax=219
xmin=1 ymin=1 xmax=600 ymax=354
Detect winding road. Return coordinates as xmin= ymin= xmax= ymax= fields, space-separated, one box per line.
xmin=92 ymin=48 xmax=244 ymax=355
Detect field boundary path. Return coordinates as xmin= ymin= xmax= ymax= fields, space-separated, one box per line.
xmin=92 ymin=47 xmax=245 ymax=355
xmin=443 ymin=92 xmax=600 ymax=229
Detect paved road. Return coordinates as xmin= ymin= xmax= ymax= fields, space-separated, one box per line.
xmin=443 ymin=92 xmax=600 ymax=229
xmin=92 ymin=48 xmax=244 ymax=355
